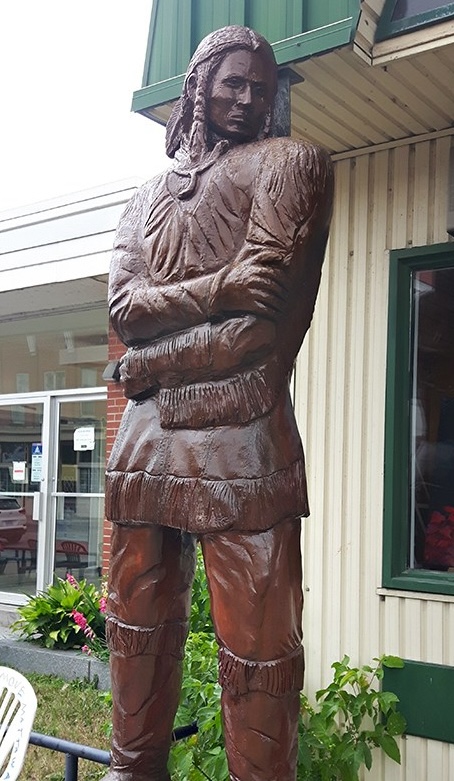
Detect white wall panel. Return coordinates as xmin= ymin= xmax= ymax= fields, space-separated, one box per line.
xmin=295 ymin=134 xmax=453 ymax=780
xmin=0 ymin=182 xmax=139 ymax=290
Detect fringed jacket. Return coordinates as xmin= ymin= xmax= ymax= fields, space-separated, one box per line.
xmin=105 ymin=137 xmax=333 ymax=533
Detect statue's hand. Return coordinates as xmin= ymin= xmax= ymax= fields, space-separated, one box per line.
xmin=118 ymin=352 xmax=159 ymax=400
xmin=209 ymin=261 xmax=288 ymax=319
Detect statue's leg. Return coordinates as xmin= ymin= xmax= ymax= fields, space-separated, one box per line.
xmin=201 ymin=518 xmax=304 ymax=781
xmin=102 ymin=523 xmax=196 ymax=781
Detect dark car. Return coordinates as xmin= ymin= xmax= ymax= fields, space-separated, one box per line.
xmin=0 ymin=496 xmax=27 ymax=544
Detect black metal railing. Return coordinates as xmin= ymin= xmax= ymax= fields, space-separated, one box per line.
xmin=29 ymin=722 xmax=198 ymax=781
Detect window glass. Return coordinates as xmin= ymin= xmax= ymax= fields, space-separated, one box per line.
xmin=383 ymin=244 xmax=454 ymax=594
xmin=376 ymin=0 xmax=454 ymax=41
xmin=0 ymin=401 xmax=43 ymax=596
xmin=410 ymin=267 xmax=454 ymax=572
xmin=0 ymin=308 xmax=108 ymax=395
xmin=392 ymin=0 xmax=449 ymax=21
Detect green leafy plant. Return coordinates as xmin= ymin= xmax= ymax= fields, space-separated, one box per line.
xmin=166 ymin=549 xmax=225 ymax=779
xmin=297 ymin=655 xmax=406 ymax=781
xmin=169 ymin=631 xmax=227 ymax=781
xmin=190 ymin=547 xmax=214 ymax=634
xmin=12 ymin=574 xmax=107 ymax=653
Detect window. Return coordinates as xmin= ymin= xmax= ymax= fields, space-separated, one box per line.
xmin=376 ymin=0 xmax=454 ymax=41
xmin=383 ymin=243 xmax=454 ymax=594
xmin=393 ymin=0 xmax=452 ymax=20
xmin=0 ymin=308 xmax=108 ymax=395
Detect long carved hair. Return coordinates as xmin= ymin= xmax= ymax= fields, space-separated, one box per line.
xmin=165 ymin=26 xmax=278 ymax=198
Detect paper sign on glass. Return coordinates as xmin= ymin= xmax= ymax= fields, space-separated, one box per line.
xmin=12 ymin=461 xmax=27 ymax=482
xmin=73 ymin=426 xmax=95 ymax=451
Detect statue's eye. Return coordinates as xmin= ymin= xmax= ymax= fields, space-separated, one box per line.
xmin=253 ymin=84 xmax=266 ymax=98
xmin=223 ymin=77 xmax=243 ymax=89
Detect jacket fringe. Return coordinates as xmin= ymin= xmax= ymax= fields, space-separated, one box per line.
xmin=121 ymin=324 xmax=212 ymax=400
xmin=105 ymin=458 xmax=309 ymax=533
xmin=106 ymin=616 xmax=188 ymax=659
xmin=218 ymin=645 xmax=304 ymax=696
xmin=157 ymin=366 xmax=281 ymax=429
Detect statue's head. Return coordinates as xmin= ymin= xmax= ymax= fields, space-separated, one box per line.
xmin=166 ymin=25 xmax=278 ymax=160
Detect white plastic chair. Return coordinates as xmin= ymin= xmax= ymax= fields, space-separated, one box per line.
xmin=0 ymin=666 xmax=37 ymax=781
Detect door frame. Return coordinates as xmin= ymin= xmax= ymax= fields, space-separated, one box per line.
xmin=0 ymin=387 xmax=106 ymax=604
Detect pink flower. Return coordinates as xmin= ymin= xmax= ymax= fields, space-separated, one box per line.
xmin=66 ymin=574 xmax=79 ymax=589
xmin=71 ymin=610 xmax=88 ymax=630
xmin=81 ymin=645 xmax=91 ymax=655
xmin=83 ymin=625 xmax=95 ymax=640
xmin=99 ymin=597 xmax=107 ymax=614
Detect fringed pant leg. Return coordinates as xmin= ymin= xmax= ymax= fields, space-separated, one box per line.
xmin=102 ymin=523 xmax=196 ymax=781
xmin=201 ymin=517 xmax=304 ymax=781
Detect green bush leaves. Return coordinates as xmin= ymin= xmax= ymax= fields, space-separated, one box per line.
xmin=297 ymin=655 xmax=406 ymax=781
xmin=12 ymin=576 xmax=106 ymax=651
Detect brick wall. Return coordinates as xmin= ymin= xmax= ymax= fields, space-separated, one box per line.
xmin=102 ymin=325 xmax=127 ymax=573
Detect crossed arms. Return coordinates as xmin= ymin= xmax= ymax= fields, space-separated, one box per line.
xmin=108 ymin=140 xmax=333 ymax=397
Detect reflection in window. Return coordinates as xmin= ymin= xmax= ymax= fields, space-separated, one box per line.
xmin=410 ymin=268 xmax=454 ymax=572
xmin=44 ymin=371 xmax=66 ymax=391
xmin=0 ymin=308 xmax=108 ymax=395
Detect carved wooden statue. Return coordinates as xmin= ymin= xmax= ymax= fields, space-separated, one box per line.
xmin=103 ymin=24 xmax=333 ymax=781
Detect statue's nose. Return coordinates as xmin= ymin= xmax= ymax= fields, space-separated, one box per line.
xmin=236 ymin=84 xmax=252 ymax=105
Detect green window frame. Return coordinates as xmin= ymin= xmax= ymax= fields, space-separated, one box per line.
xmin=383 ymin=242 xmax=454 ymax=595
xmin=376 ymin=0 xmax=454 ymax=41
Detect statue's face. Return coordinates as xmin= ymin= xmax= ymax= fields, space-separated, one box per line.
xmin=207 ymin=49 xmax=273 ymax=143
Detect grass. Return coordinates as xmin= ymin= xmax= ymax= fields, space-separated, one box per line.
xmin=21 ymin=673 xmax=112 ymax=781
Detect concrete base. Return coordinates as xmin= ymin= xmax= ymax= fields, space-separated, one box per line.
xmin=0 ymin=605 xmax=20 ymax=627
xmin=0 ymin=624 xmax=110 ymax=690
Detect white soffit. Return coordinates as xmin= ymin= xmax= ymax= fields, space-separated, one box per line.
xmin=0 ymin=276 xmax=108 ymax=322
xmin=291 ymin=40 xmax=454 ymax=154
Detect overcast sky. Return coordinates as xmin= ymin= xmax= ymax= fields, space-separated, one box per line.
xmin=0 ymin=0 xmax=168 ymax=213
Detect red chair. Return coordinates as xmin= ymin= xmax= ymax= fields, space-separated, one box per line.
xmin=60 ymin=540 xmax=89 ymax=579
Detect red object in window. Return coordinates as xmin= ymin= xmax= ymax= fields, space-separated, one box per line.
xmin=424 ymin=505 xmax=454 ymax=569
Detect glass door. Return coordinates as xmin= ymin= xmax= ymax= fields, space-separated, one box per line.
xmin=50 ymin=394 xmax=106 ymax=587
xmin=0 ymin=396 xmax=48 ymax=600
xmin=0 ymin=390 xmax=106 ymax=601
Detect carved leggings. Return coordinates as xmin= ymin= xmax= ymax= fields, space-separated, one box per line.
xmin=106 ymin=518 xmax=304 ymax=781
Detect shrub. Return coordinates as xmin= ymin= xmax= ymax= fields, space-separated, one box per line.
xmin=297 ymin=655 xmax=406 ymax=781
xmin=190 ymin=547 xmax=214 ymax=634
xmin=169 ymin=631 xmax=227 ymax=781
xmin=12 ymin=574 xmax=107 ymax=654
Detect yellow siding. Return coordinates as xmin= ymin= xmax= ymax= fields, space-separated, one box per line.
xmin=295 ymin=134 xmax=453 ymax=780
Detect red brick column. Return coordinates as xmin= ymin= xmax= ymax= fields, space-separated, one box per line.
xmin=102 ymin=325 xmax=127 ymax=573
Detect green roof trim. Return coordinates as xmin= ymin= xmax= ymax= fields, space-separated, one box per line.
xmin=132 ymin=0 xmax=360 ymax=118
xmin=132 ymin=75 xmax=184 ymax=117
xmin=376 ymin=0 xmax=454 ymax=42
xmin=273 ymin=17 xmax=356 ymax=63
xmin=132 ymin=14 xmax=357 ymax=118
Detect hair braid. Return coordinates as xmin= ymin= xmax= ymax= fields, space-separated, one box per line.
xmin=187 ymin=61 xmax=210 ymax=163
